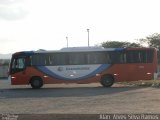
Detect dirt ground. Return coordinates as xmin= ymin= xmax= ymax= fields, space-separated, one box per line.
xmin=0 ymin=79 xmax=160 ymax=114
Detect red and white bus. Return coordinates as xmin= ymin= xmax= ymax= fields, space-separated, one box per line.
xmin=8 ymin=47 xmax=158 ymax=89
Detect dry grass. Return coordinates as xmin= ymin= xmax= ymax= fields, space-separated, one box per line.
xmin=117 ymin=80 xmax=160 ymax=87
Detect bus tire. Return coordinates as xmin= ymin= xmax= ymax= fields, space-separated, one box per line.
xmin=100 ymin=75 xmax=114 ymax=87
xmin=30 ymin=77 xmax=43 ymax=89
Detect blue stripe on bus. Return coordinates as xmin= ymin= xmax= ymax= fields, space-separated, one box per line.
xmin=36 ymin=64 xmax=111 ymax=80
xmin=115 ymin=48 xmax=125 ymax=51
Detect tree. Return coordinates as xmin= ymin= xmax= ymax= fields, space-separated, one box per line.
xmin=146 ymin=33 xmax=160 ymax=49
xmin=101 ymin=41 xmax=142 ymax=48
xmin=137 ymin=33 xmax=160 ymax=49
xmin=139 ymin=33 xmax=160 ymax=64
xmin=127 ymin=43 xmax=142 ymax=47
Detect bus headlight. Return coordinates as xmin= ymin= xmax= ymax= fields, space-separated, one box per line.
xmin=11 ymin=76 xmax=16 ymax=79
xmin=114 ymin=74 xmax=118 ymax=76
xmin=147 ymin=73 xmax=152 ymax=75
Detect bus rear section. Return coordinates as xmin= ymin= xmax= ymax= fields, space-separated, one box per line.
xmin=104 ymin=48 xmax=158 ymax=82
xmin=8 ymin=47 xmax=158 ymax=89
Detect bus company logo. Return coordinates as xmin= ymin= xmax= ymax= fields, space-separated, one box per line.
xmin=57 ymin=67 xmax=64 ymax=71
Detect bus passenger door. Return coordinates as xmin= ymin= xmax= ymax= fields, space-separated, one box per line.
xmin=11 ymin=57 xmax=28 ymax=84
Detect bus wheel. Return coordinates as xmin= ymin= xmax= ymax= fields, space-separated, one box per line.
xmin=100 ymin=75 xmax=114 ymax=87
xmin=30 ymin=77 xmax=43 ymax=89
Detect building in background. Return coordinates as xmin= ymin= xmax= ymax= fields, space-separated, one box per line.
xmin=0 ymin=59 xmax=10 ymax=78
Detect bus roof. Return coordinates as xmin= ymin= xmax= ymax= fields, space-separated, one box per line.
xmin=12 ymin=47 xmax=156 ymax=56
xmin=34 ymin=47 xmax=125 ymax=53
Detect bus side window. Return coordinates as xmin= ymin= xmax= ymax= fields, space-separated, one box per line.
xmin=105 ymin=53 xmax=111 ymax=64
xmin=49 ymin=56 xmax=52 ymax=65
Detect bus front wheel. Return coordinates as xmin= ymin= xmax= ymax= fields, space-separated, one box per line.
xmin=100 ymin=75 xmax=114 ymax=87
xmin=30 ymin=77 xmax=43 ymax=89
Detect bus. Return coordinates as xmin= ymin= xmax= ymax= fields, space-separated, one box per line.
xmin=8 ymin=47 xmax=158 ymax=89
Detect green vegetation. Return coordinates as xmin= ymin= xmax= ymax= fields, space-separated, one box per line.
xmin=101 ymin=41 xmax=142 ymax=48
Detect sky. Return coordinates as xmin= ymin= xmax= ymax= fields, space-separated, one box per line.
xmin=0 ymin=0 xmax=160 ymax=54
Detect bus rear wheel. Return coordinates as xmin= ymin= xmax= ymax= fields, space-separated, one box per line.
xmin=100 ymin=75 xmax=114 ymax=87
xmin=30 ymin=77 xmax=43 ymax=89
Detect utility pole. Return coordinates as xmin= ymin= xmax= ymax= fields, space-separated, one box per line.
xmin=66 ymin=36 xmax=68 ymax=48
xmin=87 ymin=29 xmax=90 ymax=47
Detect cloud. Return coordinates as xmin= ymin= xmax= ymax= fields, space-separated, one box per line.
xmin=0 ymin=38 xmax=18 ymax=43
xmin=0 ymin=0 xmax=21 ymax=5
xmin=0 ymin=38 xmax=10 ymax=43
xmin=0 ymin=0 xmax=28 ymax=20
xmin=0 ymin=6 xmax=28 ymax=20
